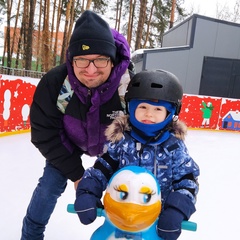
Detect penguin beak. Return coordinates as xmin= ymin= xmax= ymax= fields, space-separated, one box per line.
xmin=104 ymin=193 xmax=161 ymax=232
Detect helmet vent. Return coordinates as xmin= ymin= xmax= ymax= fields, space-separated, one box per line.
xmin=151 ymin=83 xmax=163 ymax=89
xmin=132 ymin=82 xmax=140 ymax=87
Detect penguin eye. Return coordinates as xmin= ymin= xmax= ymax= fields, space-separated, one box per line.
xmin=119 ymin=191 xmax=128 ymax=200
xmin=142 ymin=193 xmax=152 ymax=203
xmin=139 ymin=186 xmax=156 ymax=204
xmin=114 ymin=184 xmax=129 ymax=201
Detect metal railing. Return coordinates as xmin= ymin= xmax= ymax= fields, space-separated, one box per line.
xmin=0 ymin=66 xmax=45 ymax=79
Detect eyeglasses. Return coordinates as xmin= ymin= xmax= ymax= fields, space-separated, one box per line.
xmin=73 ymin=57 xmax=111 ymax=68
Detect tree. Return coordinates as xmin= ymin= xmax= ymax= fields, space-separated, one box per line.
xmin=169 ymin=0 xmax=176 ymax=29
xmin=127 ymin=0 xmax=136 ymax=46
xmin=41 ymin=0 xmax=50 ymax=72
xmin=60 ymin=0 xmax=73 ymax=64
xmin=86 ymin=0 xmax=92 ymax=9
xmin=0 ymin=0 xmax=7 ymax=66
xmin=142 ymin=2 xmax=154 ymax=48
xmin=1 ymin=0 xmax=188 ymax=71
xmin=216 ymin=0 xmax=240 ymax=23
xmin=35 ymin=0 xmax=43 ymax=71
xmin=115 ymin=0 xmax=123 ymax=31
xmin=5 ymin=0 xmax=12 ymax=69
xmin=25 ymin=0 xmax=36 ymax=70
xmin=135 ymin=0 xmax=147 ymax=50
xmin=12 ymin=0 xmax=21 ymax=68
xmin=0 ymin=0 xmax=6 ymax=24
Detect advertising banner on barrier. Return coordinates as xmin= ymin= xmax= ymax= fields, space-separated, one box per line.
xmin=179 ymin=95 xmax=240 ymax=131
xmin=0 ymin=74 xmax=38 ymax=134
xmin=0 ymin=75 xmax=240 ymax=135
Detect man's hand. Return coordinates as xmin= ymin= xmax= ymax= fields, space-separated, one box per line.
xmin=74 ymin=177 xmax=103 ymax=225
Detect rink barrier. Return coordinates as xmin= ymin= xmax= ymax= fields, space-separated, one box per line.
xmin=1 ymin=74 xmax=240 ymax=135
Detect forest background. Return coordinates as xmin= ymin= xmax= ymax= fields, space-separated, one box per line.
xmin=1 ymin=0 xmax=240 ymax=73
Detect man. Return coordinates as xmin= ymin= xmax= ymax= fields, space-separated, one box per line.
xmin=21 ymin=10 xmax=130 ymax=239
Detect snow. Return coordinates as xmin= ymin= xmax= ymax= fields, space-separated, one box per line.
xmin=0 ymin=129 xmax=239 ymax=239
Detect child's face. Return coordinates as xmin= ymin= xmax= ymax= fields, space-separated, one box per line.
xmin=135 ymin=102 xmax=168 ymax=124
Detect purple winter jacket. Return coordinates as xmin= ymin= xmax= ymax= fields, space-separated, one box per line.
xmin=30 ymin=30 xmax=130 ymax=181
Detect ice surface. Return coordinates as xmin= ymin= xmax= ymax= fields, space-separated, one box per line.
xmin=0 ymin=129 xmax=239 ymax=239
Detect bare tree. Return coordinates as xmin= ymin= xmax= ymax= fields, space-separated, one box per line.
xmin=53 ymin=0 xmax=63 ymax=66
xmin=232 ymin=0 xmax=240 ymax=22
xmin=68 ymin=0 xmax=76 ymax=43
xmin=216 ymin=0 xmax=240 ymax=23
xmin=169 ymin=0 xmax=176 ymax=29
xmin=15 ymin=18 xmax=23 ymax=68
xmin=115 ymin=0 xmax=123 ymax=32
xmin=127 ymin=0 xmax=134 ymax=45
xmin=60 ymin=0 xmax=73 ymax=64
xmin=10 ymin=0 xmax=21 ymax=58
xmin=25 ymin=0 xmax=36 ymax=70
xmin=135 ymin=0 xmax=147 ymax=50
xmin=5 ymin=0 xmax=13 ymax=69
xmin=42 ymin=0 xmax=50 ymax=72
xmin=35 ymin=0 xmax=43 ymax=71
xmin=50 ymin=0 xmax=57 ymax=66
xmin=142 ymin=3 xmax=154 ymax=48
xmin=86 ymin=0 xmax=92 ymax=9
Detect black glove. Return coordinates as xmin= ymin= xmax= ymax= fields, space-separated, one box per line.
xmin=157 ymin=192 xmax=196 ymax=240
xmin=74 ymin=177 xmax=103 ymax=225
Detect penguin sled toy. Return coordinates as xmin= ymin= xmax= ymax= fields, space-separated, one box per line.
xmin=67 ymin=166 xmax=197 ymax=239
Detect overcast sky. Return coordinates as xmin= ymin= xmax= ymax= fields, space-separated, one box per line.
xmin=183 ymin=0 xmax=239 ymax=18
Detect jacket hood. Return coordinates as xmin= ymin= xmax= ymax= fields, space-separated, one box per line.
xmin=105 ymin=115 xmax=188 ymax=143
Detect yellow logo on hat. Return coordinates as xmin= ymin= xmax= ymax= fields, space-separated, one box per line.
xmin=82 ymin=45 xmax=90 ymax=50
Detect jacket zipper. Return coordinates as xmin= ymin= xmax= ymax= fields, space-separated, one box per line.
xmin=86 ymin=89 xmax=92 ymax=110
xmin=154 ymin=146 xmax=157 ymax=176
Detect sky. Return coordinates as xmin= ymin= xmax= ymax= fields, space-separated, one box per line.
xmin=182 ymin=0 xmax=238 ymax=17
xmin=0 ymin=0 xmax=239 ymax=48
xmin=1 ymin=129 xmax=240 ymax=239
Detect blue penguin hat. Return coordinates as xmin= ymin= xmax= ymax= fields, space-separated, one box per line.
xmin=129 ymin=99 xmax=176 ymax=144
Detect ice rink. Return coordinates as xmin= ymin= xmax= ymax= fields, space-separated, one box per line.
xmin=1 ymin=129 xmax=239 ymax=239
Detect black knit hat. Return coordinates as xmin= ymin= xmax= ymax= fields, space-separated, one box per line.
xmin=68 ymin=10 xmax=116 ymax=61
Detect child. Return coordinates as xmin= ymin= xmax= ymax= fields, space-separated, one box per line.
xmin=74 ymin=69 xmax=200 ymax=240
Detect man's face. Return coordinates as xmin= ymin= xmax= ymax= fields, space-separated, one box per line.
xmin=72 ymin=54 xmax=114 ymax=88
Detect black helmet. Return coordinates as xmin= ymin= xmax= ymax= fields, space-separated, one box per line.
xmin=125 ymin=69 xmax=183 ymax=115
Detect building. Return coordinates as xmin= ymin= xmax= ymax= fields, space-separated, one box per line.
xmin=4 ymin=27 xmax=64 ymax=57
xmin=132 ymin=14 xmax=240 ymax=99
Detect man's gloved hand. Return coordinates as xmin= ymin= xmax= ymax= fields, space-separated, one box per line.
xmin=74 ymin=177 xmax=103 ymax=225
xmin=157 ymin=192 xmax=196 ymax=240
